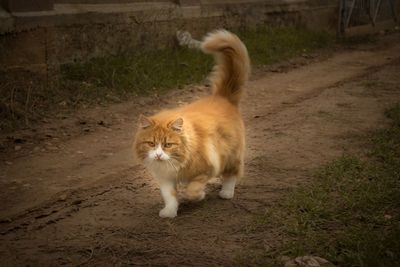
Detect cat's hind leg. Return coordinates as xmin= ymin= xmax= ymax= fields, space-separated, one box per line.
xmin=219 ymin=160 xmax=243 ymax=199
xmin=184 ymin=175 xmax=208 ymax=202
xmin=219 ymin=175 xmax=237 ymax=199
xmin=185 ymin=181 xmax=206 ymax=201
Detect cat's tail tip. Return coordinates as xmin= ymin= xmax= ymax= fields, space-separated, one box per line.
xmin=201 ymin=30 xmax=250 ymax=105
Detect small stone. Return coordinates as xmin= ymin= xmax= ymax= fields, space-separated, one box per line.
xmin=14 ymin=145 xmax=22 ymax=151
xmin=59 ymin=194 xmax=68 ymax=201
xmin=59 ymin=101 xmax=67 ymax=107
xmin=384 ymin=214 xmax=392 ymax=220
xmin=33 ymin=146 xmax=40 ymax=152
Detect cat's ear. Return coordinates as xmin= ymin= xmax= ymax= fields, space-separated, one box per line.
xmin=138 ymin=114 xmax=153 ymax=129
xmin=168 ymin=118 xmax=184 ymax=132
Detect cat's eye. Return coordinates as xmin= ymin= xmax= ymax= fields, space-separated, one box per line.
xmin=164 ymin=143 xmax=174 ymax=148
xmin=146 ymin=141 xmax=155 ymax=147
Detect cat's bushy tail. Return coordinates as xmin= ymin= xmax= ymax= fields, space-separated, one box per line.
xmin=201 ymin=30 xmax=250 ymax=105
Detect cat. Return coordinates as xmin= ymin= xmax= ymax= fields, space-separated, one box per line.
xmin=133 ymin=30 xmax=250 ymax=218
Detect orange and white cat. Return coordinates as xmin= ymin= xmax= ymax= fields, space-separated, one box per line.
xmin=133 ymin=30 xmax=250 ymax=218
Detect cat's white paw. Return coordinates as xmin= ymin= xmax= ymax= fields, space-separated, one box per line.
xmin=197 ymin=191 xmax=206 ymax=201
xmin=219 ymin=190 xmax=234 ymax=199
xmin=159 ymin=207 xmax=177 ymax=218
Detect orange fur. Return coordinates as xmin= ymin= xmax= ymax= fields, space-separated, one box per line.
xmin=201 ymin=30 xmax=250 ymax=105
xmin=133 ymin=30 xmax=250 ymax=217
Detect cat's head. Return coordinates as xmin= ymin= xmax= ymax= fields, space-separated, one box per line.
xmin=134 ymin=115 xmax=188 ymax=167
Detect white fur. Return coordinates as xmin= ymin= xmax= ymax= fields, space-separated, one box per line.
xmin=144 ymin=144 xmax=179 ymax=218
xmin=146 ymin=161 xmax=176 ymax=180
xmin=206 ymin=141 xmax=220 ymax=176
xmin=148 ymin=144 xmax=170 ymax=161
xmin=145 ymin=144 xmax=178 ymax=180
xmin=219 ymin=176 xmax=236 ymax=199
xmin=159 ymin=181 xmax=178 ymax=218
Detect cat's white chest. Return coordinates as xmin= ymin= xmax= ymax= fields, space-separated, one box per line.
xmin=145 ymin=161 xmax=178 ymax=181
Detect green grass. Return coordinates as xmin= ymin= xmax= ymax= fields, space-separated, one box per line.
xmin=60 ymin=47 xmax=213 ymax=99
xmin=60 ymin=27 xmax=334 ymax=100
xmin=240 ymin=104 xmax=400 ymax=267
xmin=238 ymin=27 xmax=334 ymax=65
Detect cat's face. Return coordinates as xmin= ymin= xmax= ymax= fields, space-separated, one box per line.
xmin=134 ymin=115 xmax=187 ymax=167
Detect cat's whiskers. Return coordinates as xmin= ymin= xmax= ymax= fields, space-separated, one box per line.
xmin=167 ymin=159 xmax=179 ymax=175
xmin=169 ymin=155 xmax=182 ymax=163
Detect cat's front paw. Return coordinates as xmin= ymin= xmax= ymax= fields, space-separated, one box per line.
xmin=159 ymin=207 xmax=177 ymax=218
xmin=219 ymin=190 xmax=234 ymax=199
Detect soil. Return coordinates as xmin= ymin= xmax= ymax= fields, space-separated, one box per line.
xmin=1 ymin=34 xmax=400 ymax=266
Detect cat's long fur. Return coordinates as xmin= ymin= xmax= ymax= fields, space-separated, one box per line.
xmin=134 ymin=30 xmax=250 ymax=218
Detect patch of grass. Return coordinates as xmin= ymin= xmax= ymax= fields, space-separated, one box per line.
xmin=238 ymin=27 xmax=334 ymax=65
xmin=60 ymin=27 xmax=334 ymax=100
xmin=60 ymin=47 xmax=213 ymax=99
xmin=0 ymin=71 xmax=51 ymax=131
xmin=242 ymin=104 xmax=400 ymax=266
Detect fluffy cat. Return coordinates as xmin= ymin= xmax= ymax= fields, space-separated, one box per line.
xmin=133 ymin=30 xmax=250 ymax=218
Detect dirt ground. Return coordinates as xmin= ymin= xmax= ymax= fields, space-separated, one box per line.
xmin=1 ymin=34 xmax=400 ymax=266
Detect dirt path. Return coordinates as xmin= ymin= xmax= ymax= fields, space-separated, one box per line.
xmin=1 ymin=35 xmax=400 ymax=266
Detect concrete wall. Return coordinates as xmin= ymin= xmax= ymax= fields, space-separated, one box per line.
xmin=0 ymin=0 xmax=338 ymax=79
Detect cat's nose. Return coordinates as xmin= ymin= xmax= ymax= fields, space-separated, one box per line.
xmin=155 ymin=153 xmax=162 ymax=160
